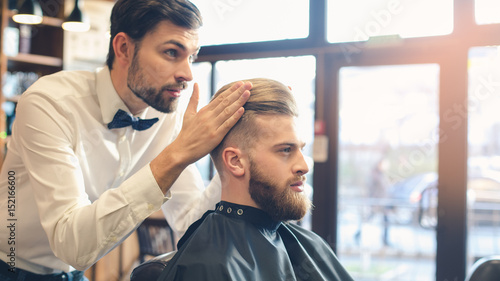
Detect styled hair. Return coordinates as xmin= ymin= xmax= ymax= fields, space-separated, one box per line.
xmin=106 ymin=0 xmax=202 ymax=69
xmin=210 ymin=78 xmax=298 ymax=171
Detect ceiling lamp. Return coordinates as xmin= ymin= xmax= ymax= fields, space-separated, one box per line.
xmin=12 ymin=0 xmax=43 ymax=25
xmin=62 ymin=0 xmax=90 ymax=32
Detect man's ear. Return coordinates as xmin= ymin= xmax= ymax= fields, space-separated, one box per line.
xmin=222 ymin=147 xmax=246 ymax=177
xmin=112 ymin=32 xmax=134 ymax=67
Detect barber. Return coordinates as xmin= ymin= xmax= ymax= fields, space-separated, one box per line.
xmin=0 ymin=0 xmax=251 ymax=280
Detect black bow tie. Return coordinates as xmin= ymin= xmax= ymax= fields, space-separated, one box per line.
xmin=107 ymin=109 xmax=159 ymax=131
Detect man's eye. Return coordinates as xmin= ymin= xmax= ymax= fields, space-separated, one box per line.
xmin=165 ymin=49 xmax=178 ymax=57
xmin=281 ymin=147 xmax=292 ymax=153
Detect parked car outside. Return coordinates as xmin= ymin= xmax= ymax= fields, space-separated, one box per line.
xmin=387 ymin=170 xmax=500 ymax=227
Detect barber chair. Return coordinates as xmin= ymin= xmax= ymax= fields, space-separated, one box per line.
xmin=130 ymin=250 xmax=177 ymax=281
xmin=465 ymin=255 xmax=500 ymax=281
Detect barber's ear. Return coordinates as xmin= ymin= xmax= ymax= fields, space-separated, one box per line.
xmin=112 ymin=32 xmax=134 ymax=67
xmin=222 ymin=147 xmax=246 ymax=177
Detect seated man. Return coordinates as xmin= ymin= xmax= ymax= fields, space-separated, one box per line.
xmin=155 ymin=78 xmax=354 ymax=281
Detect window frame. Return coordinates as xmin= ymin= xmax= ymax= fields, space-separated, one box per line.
xmin=194 ymin=1 xmax=500 ymax=280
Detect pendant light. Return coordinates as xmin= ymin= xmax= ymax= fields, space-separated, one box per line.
xmin=12 ymin=0 xmax=43 ymax=25
xmin=62 ymin=0 xmax=90 ymax=32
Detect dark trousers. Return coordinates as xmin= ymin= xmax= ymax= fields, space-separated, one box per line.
xmin=0 ymin=259 xmax=88 ymax=281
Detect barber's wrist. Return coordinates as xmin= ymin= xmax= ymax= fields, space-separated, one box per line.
xmin=150 ymin=145 xmax=190 ymax=194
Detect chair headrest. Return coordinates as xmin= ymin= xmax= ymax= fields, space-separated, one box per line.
xmin=130 ymin=250 xmax=177 ymax=281
xmin=465 ymin=255 xmax=500 ymax=281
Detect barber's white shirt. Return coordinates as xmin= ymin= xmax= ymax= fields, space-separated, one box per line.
xmin=0 ymin=67 xmax=220 ymax=274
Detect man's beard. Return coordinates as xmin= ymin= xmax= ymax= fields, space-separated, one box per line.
xmin=249 ymin=162 xmax=312 ymax=222
xmin=127 ymin=53 xmax=187 ymax=113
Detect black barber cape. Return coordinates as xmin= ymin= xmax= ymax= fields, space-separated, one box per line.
xmin=157 ymin=201 xmax=354 ymax=281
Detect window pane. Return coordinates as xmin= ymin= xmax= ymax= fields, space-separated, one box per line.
xmin=327 ymin=0 xmax=453 ymax=43
xmin=475 ymin=0 xmax=500 ymax=24
xmin=338 ymin=64 xmax=439 ymax=281
xmin=214 ymin=56 xmax=315 ymax=157
xmin=182 ymin=62 xmax=213 ymax=184
xmin=190 ymin=0 xmax=309 ymax=46
xmin=214 ymin=56 xmax=316 ymax=229
xmin=467 ymin=46 xmax=500 ymax=270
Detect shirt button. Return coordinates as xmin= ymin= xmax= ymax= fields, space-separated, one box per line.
xmin=147 ymin=203 xmax=155 ymax=211
xmin=110 ymin=236 xmax=117 ymax=242
xmin=119 ymin=136 xmax=126 ymax=143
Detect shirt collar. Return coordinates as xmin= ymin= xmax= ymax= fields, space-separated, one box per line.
xmin=215 ymin=201 xmax=282 ymax=232
xmin=96 ymin=66 xmax=131 ymax=124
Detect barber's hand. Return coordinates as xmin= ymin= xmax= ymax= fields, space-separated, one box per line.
xmin=151 ymin=81 xmax=252 ymax=192
xmin=178 ymin=81 xmax=251 ymax=163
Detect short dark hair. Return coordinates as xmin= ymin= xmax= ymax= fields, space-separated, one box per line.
xmin=106 ymin=0 xmax=202 ymax=69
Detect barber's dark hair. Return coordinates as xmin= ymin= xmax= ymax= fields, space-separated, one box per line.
xmin=106 ymin=0 xmax=202 ymax=69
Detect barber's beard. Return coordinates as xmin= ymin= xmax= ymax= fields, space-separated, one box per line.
xmin=249 ymin=162 xmax=311 ymax=222
xmin=127 ymin=53 xmax=186 ymax=113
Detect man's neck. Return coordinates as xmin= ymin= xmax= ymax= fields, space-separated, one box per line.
xmin=109 ymin=67 xmax=148 ymax=115
xmin=220 ymin=182 xmax=260 ymax=210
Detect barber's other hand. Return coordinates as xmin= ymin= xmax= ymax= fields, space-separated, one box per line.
xmin=151 ymin=81 xmax=251 ymax=192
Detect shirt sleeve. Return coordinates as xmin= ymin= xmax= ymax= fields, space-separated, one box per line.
xmin=14 ymin=93 xmax=168 ymax=270
xmin=161 ymin=168 xmax=221 ymax=238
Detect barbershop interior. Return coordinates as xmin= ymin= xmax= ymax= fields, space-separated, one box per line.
xmin=1 ymin=0 xmax=500 ymax=280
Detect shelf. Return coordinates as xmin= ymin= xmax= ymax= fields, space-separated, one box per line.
xmin=41 ymin=16 xmax=63 ymax=27
xmin=7 ymin=53 xmax=63 ymax=67
xmin=0 ymin=0 xmax=65 ymax=150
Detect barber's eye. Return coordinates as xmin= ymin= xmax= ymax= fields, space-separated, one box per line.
xmin=165 ymin=49 xmax=178 ymax=57
xmin=282 ymin=147 xmax=292 ymax=153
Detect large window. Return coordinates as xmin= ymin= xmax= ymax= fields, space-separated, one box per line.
xmin=467 ymin=46 xmax=500 ymax=266
xmin=190 ymin=1 xmax=500 ymax=279
xmin=190 ymin=0 xmax=310 ymax=46
xmin=326 ymin=0 xmax=454 ymax=43
xmin=337 ymin=64 xmax=439 ymax=281
xmin=475 ymin=0 xmax=500 ymax=24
